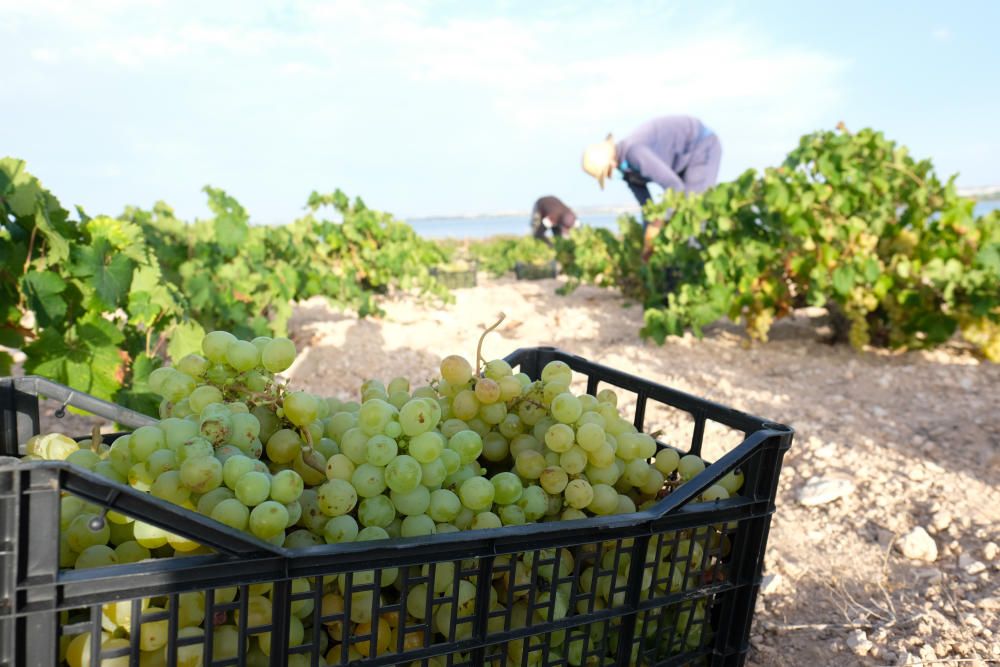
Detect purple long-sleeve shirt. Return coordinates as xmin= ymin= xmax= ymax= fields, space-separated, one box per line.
xmin=616 ymin=115 xmax=715 ymax=192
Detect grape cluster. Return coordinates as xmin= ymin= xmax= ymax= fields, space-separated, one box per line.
xmin=24 ymin=329 xmax=742 ymax=666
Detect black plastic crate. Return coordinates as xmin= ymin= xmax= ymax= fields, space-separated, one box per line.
xmin=431 ymin=261 xmax=478 ymax=289
xmin=514 ymin=261 xmax=558 ymax=281
xmin=0 ymin=347 xmax=792 ymax=667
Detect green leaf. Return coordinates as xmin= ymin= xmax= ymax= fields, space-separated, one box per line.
xmin=21 ymin=270 xmax=67 ymax=324
xmin=73 ymin=240 xmax=135 ymax=309
xmin=0 ymin=350 xmax=11 ymax=376
xmin=166 ymin=320 xmax=206 ymax=362
xmin=832 ymin=266 xmax=855 ymax=296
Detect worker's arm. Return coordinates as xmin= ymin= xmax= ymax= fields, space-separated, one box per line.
xmin=625 ymin=144 xmax=685 ymax=192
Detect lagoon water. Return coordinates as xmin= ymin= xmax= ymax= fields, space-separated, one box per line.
xmin=407 ymin=201 xmax=1000 ymax=240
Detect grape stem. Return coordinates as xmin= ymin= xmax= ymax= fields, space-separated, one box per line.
xmin=476 ymin=312 xmax=506 ymax=374
xmin=91 ymin=424 xmax=103 ymax=453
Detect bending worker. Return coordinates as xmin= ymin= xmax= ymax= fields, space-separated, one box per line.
xmin=530 ymin=195 xmax=577 ymax=243
xmin=581 ymin=115 xmax=721 ymax=259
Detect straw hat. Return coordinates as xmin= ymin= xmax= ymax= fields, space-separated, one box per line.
xmin=581 ymin=133 xmax=616 ymax=189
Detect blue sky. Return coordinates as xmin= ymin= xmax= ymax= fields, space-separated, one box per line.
xmin=2 ymin=1 xmax=998 ymax=222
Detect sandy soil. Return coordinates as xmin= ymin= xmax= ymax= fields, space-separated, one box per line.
xmin=282 ymin=274 xmax=999 ymax=667
xmin=24 ymin=273 xmax=998 ymax=665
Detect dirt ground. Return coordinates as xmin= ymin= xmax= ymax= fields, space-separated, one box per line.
xmin=25 ymin=273 xmax=998 ymax=665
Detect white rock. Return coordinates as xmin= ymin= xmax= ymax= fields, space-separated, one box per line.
xmin=983 ymin=542 xmax=998 ymax=562
xmin=897 ymin=527 xmax=938 ymax=562
xmin=796 ymin=477 xmax=855 ymax=506
xmin=846 ymin=629 xmax=873 ymax=656
xmin=760 ymin=573 xmax=783 ymax=595
xmin=959 ymin=553 xmax=987 ymax=575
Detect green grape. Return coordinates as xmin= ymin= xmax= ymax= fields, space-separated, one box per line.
xmin=386 ymin=376 xmax=410 ymax=396
xmin=358 ymin=399 xmax=396 ymax=436
xmin=60 ymin=496 xmax=86 ymax=531
xmin=252 ymin=406 xmax=281 ymax=444
xmin=677 ymin=455 xmax=706 ymax=481
xmin=458 ymin=477 xmax=494 ymax=511
xmin=259 ymin=337 xmax=295 ymax=373
xmin=130 ymin=425 xmax=165 ymax=462
xmin=400 ymin=514 xmax=436 ymax=537
xmin=539 ymin=466 xmax=569 ymax=494
xmin=315 ymin=436 xmax=339 ymax=460
xmin=265 ymin=429 xmax=302 ymax=464
xmin=180 ymin=437 xmax=214 ymax=463
xmin=391 ymin=485 xmax=431 ymax=516
xmin=510 ymin=433 xmax=542 ymax=458
xmin=640 ymin=468 xmax=665 ymax=496
xmin=397 ymin=399 xmax=436 ymax=437
xmin=439 ymin=418 xmax=468 ymax=439
xmin=234 ymin=471 xmax=271 ymax=506
xmin=497 ymin=413 xmax=524 ymax=440
xmin=132 ymin=520 xmax=169 ymax=549
xmin=440 ymin=355 xmax=473 ymax=386
xmin=587 ymin=442 xmax=615 ymax=468
xmin=284 ymin=500 xmax=302 ymax=527
xmin=542 ymin=381 xmax=571 ymax=406
xmin=250 ymin=335 xmax=272 ymax=353
xmin=577 ymin=410 xmax=605 ymax=429
xmin=482 ymin=432 xmax=510 ymax=462
xmin=440 ymin=448 xmax=461 ymax=475
xmin=128 ymin=462 xmax=155 ymax=491
xmin=474 ymin=378 xmax=501 ymax=405
xmin=179 ymin=455 xmax=223 ymax=493
xmin=576 ymin=423 xmax=605 ymax=452
xmin=284 ymin=392 xmax=319 ymax=428
xmin=544 ymin=423 xmax=575 ymax=453
xmin=199 ymin=413 xmax=232 ymax=446
xmin=465 ymin=417 xmax=491 ymax=438
xmin=296 ymin=490 xmax=327 ymax=533
xmin=586 ymin=463 xmax=621 ymax=486
xmin=451 ymin=389 xmax=479 ymax=421
xmin=454 ymin=506 xmax=475 ymax=530
xmin=514 ymin=450 xmax=546 ymax=480
xmin=143 ymin=449 xmax=176 ymax=477
xmin=243 ymin=370 xmax=269 ymax=393
xmin=108 ymin=436 xmax=132 ymax=475
xmin=540 ymin=360 xmax=572 ymax=385
xmin=428 ymin=489 xmax=461 ymax=522
xmin=483 ymin=358 xmax=513 ymax=380
xmin=518 ymin=400 xmax=546 ymax=427
xmin=197 ymin=487 xmax=236 ymax=515
xmin=356 ymin=526 xmax=390 ymax=542
xmin=559 ymin=447 xmax=587 ymax=475
xmin=551 ymin=393 xmax=583 ymax=424
xmin=210 ymin=498 xmax=250 ymax=531
xmin=564 ymin=479 xmax=594 ymax=509
xmin=340 ymin=427 xmax=369 ymax=464
xmin=325 ymin=412 xmax=357 ymax=441
xmin=351 ymin=463 xmax=387 ymax=498
xmin=587 ymin=484 xmax=619 ymax=515
xmin=189 ymin=385 xmax=224 ymax=414
xmin=74 ymin=544 xmax=118 ymax=569
xmin=285 ymin=529 xmax=322 ymax=549
xmin=270 ymin=469 xmax=304 ymax=504
xmin=222 ymin=455 xmax=256 ymax=489
xmin=205 ymin=364 xmax=234 ymax=385
xmin=448 ymin=430 xmax=483 ymax=464
xmin=479 ymin=401 xmax=506 ymax=426
xmin=470 ymin=511 xmax=502 ymax=530
xmin=498 ymin=375 xmax=523 ymax=401
xmin=66 ymin=448 xmax=100 ymax=471
xmin=490 ymin=472 xmax=523 ymax=505
xmin=357 ymin=495 xmax=395 ymax=527
xmin=701 ymin=484 xmax=729 ymax=502
xmin=148 ymin=366 xmax=176 ymax=394
xmin=365 ymin=435 xmax=398 ymax=466
xmin=409 ymin=431 xmax=444 ymax=463
xmin=249 ymin=501 xmax=289 ymax=539
xmin=718 ymin=469 xmax=744 ymax=494
xmin=384 ymin=455 xmax=422 ymax=493
xmin=325 ymin=453 xmax=355 ymax=482
xmin=436 ymin=523 xmax=459 ymax=535
xmin=174 ymin=354 xmax=210 ymax=380
xmin=443 ymin=462 xmax=479 ymax=490
xmin=616 ymin=494 xmax=637 ymax=514
xmin=517 ymin=486 xmax=548 ymax=521
xmin=115 ymin=540 xmax=151 ymax=564
xmin=223 ymin=340 xmax=258 ymax=372
xmin=324 ymin=515 xmax=359 ymax=543
xmin=420 ymin=458 xmax=448 ymax=488
xmin=229 ymin=413 xmax=261 ymax=449
xmin=202 ymin=330 xmax=237 ymax=363
xmin=385 ymin=517 xmax=403 ymax=539
xmin=93 ymin=460 xmax=127 ymax=484
xmin=317 ymin=479 xmax=358 ymax=516
xmin=499 ymin=504 xmax=526 ymax=526
xmin=164 ymin=371 xmax=198 ymax=403
xmin=150 ymin=470 xmax=191 ymax=505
